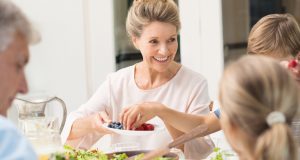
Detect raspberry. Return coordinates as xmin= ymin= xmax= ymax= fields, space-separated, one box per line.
xmin=134 ymin=123 xmax=154 ymax=131
xmin=145 ymin=124 xmax=154 ymax=131
xmin=288 ymin=59 xmax=297 ymax=68
xmin=135 ymin=125 xmax=145 ymax=131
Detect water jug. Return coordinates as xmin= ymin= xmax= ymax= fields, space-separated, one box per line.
xmin=14 ymin=96 xmax=67 ymax=155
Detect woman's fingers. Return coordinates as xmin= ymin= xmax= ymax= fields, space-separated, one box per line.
xmin=121 ymin=105 xmax=143 ymax=130
xmin=132 ymin=114 xmax=148 ymax=129
xmin=120 ymin=107 xmax=130 ymax=125
xmin=99 ymin=111 xmax=111 ymax=123
xmin=123 ymin=107 xmax=137 ymax=130
xmin=126 ymin=108 xmax=140 ymax=130
xmin=122 ymin=107 xmax=132 ymax=129
xmin=120 ymin=103 xmax=160 ymax=130
xmin=91 ymin=112 xmax=114 ymax=134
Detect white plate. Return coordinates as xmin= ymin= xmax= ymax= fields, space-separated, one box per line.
xmin=103 ymin=123 xmax=163 ymax=136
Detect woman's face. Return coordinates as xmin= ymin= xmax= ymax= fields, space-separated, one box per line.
xmin=220 ymin=112 xmax=237 ymax=148
xmin=132 ymin=21 xmax=178 ymax=72
xmin=220 ymin=111 xmax=252 ymax=159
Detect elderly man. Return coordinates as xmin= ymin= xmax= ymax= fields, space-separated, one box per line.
xmin=0 ymin=0 xmax=39 ymax=159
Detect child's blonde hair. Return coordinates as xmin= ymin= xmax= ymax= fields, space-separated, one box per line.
xmin=248 ymin=14 xmax=300 ymax=59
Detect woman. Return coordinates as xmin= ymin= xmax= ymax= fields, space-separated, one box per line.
xmin=61 ymin=0 xmax=214 ymax=158
xmin=219 ymin=55 xmax=300 ymax=160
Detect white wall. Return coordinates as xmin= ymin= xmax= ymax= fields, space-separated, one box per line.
xmin=179 ymin=0 xmax=224 ymax=101
xmin=84 ymin=0 xmax=116 ymax=96
xmin=10 ymin=0 xmax=115 ymax=115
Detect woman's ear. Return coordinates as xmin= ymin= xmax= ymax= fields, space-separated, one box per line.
xmin=131 ymin=36 xmax=139 ymax=50
xmin=222 ymin=113 xmax=238 ymax=132
xmin=228 ymin=119 xmax=238 ymax=131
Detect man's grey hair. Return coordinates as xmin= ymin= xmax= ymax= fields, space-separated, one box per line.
xmin=0 ymin=0 xmax=40 ymax=52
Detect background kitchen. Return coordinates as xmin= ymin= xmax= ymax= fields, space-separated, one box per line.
xmin=8 ymin=0 xmax=300 ymax=155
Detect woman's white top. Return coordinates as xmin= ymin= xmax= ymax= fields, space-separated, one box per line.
xmin=62 ymin=65 xmax=214 ymax=159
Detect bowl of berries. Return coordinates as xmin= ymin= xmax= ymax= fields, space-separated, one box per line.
xmin=104 ymin=121 xmax=163 ymax=136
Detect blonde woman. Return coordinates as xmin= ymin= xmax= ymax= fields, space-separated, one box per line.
xmin=62 ymin=0 xmax=214 ymax=158
xmin=219 ymin=55 xmax=300 ymax=160
xmin=247 ymin=13 xmax=300 ymax=80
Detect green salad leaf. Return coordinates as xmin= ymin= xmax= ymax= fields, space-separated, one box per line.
xmin=50 ymin=145 xmax=175 ymax=160
xmin=111 ymin=153 xmax=128 ymax=160
xmin=210 ymin=147 xmax=234 ymax=160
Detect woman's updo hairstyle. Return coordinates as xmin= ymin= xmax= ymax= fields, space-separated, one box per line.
xmin=126 ymin=0 xmax=180 ymax=38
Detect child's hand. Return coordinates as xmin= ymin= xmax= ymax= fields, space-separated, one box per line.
xmin=281 ymin=59 xmax=300 ymax=82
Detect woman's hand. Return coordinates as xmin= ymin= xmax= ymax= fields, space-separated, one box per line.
xmin=68 ymin=111 xmax=113 ymax=140
xmin=91 ymin=111 xmax=113 ymax=133
xmin=120 ymin=102 xmax=165 ymax=130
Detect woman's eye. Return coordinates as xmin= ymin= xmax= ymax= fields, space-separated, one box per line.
xmin=149 ymin=39 xmax=158 ymax=44
xmin=168 ymin=38 xmax=176 ymax=43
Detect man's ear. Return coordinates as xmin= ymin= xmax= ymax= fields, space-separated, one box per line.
xmin=131 ymin=36 xmax=139 ymax=50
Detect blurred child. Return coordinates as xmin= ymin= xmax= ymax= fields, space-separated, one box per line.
xmin=248 ymin=13 xmax=300 ymax=81
xmin=219 ymin=55 xmax=300 ymax=160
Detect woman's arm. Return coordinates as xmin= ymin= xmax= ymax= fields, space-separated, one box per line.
xmin=120 ymin=102 xmax=221 ymax=135
xmin=63 ymin=79 xmax=112 ymax=145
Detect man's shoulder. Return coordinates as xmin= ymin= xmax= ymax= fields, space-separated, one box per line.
xmin=0 ymin=117 xmax=24 ymax=150
xmin=0 ymin=116 xmax=22 ymax=140
xmin=0 ymin=117 xmax=38 ymax=159
xmin=0 ymin=116 xmax=18 ymax=131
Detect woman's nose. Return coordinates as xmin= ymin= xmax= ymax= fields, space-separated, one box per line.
xmin=18 ymin=73 xmax=28 ymax=94
xmin=158 ymin=45 xmax=169 ymax=55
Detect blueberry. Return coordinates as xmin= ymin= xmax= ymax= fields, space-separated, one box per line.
xmin=108 ymin=121 xmax=124 ymax=130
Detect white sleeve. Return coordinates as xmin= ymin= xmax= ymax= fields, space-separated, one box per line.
xmin=61 ymin=78 xmax=111 ymax=147
xmin=186 ymin=79 xmax=211 ymax=114
xmin=184 ymin=79 xmax=214 ymax=159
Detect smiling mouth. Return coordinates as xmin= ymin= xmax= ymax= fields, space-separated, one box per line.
xmin=153 ymin=56 xmax=169 ymax=63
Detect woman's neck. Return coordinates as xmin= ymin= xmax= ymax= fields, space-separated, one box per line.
xmin=238 ymin=151 xmax=255 ymax=160
xmin=134 ymin=61 xmax=181 ymax=89
xmin=238 ymin=134 xmax=256 ymax=160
